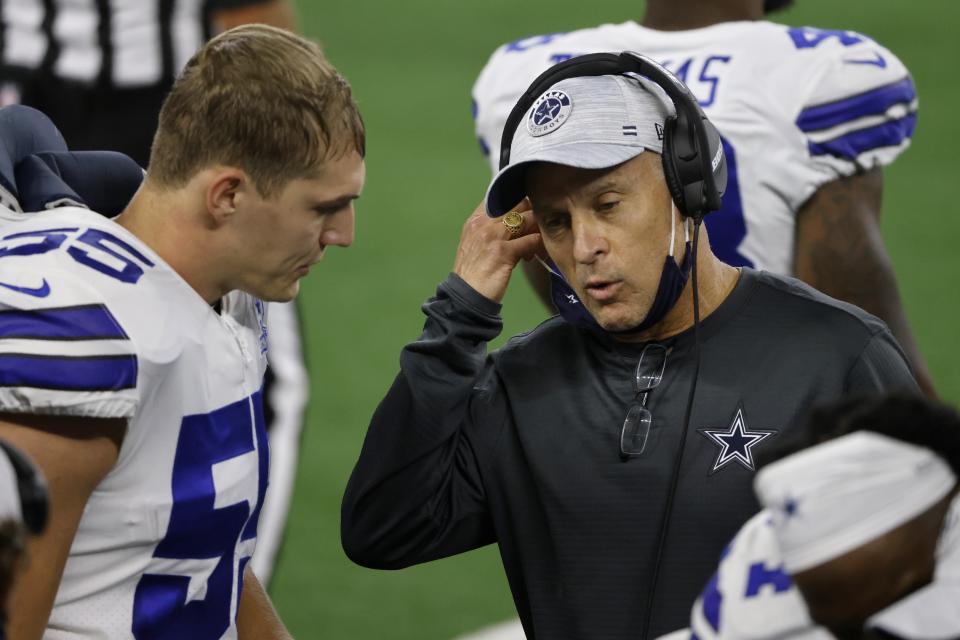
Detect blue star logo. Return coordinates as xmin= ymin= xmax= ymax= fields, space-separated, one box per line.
xmin=527 ymin=90 xmax=572 ymax=137
xmin=534 ymin=98 xmax=563 ymax=125
xmin=698 ymin=406 xmax=777 ymax=474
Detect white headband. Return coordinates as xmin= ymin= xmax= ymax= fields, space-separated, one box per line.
xmin=0 ymin=446 xmax=22 ymax=522
xmin=754 ymin=431 xmax=958 ymax=573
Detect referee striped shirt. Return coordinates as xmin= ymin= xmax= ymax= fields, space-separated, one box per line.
xmin=0 ymin=0 xmax=267 ymax=88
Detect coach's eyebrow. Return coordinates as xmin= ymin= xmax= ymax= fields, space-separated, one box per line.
xmin=584 ymin=180 xmax=625 ymax=197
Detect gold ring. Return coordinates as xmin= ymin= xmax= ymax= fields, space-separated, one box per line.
xmin=502 ymin=210 xmax=524 ymax=237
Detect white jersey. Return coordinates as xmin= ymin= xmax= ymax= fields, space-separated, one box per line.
xmin=0 ymin=207 xmax=269 ymax=639
xmin=472 ymin=20 xmax=917 ymax=275
xmin=672 ymin=497 xmax=960 ymax=640
xmin=681 ymin=511 xmax=830 ymax=640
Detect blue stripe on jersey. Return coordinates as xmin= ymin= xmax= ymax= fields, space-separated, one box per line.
xmin=796 ymin=77 xmax=916 ymax=133
xmin=0 ymin=353 xmax=137 ymax=390
xmin=0 ymin=304 xmax=129 ymax=340
xmin=1 ymin=227 xmax=78 ymax=241
xmin=807 ymin=113 xmax=916 ymax=159
xmin=701 ymin=572 xmax=723 ymax=632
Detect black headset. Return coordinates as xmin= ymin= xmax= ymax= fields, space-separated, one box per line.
xmin=0 ymin=439 xmax=48 ymax=536
xmin=498 ymin=51 xmax=728 ymax=222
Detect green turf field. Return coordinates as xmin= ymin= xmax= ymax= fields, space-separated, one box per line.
xmin=272 ymin=2 xmax=959 ymax=636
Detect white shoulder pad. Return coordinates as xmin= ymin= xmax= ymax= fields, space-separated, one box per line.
xmin=0 ymin=234 xmax=139 ymax=419
xmin=787 ymin=27 xmax=916 ymax=176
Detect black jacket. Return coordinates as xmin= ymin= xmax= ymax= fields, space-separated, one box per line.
xmin=342 ymin=269 xmax=918 ymax=639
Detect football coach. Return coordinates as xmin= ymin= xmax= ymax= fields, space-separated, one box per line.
xmin=341 ymin=54 xmax=918 ymax=639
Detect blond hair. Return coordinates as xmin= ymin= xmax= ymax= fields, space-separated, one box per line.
xmin=148 ymin=24 xmax=365 ymax=197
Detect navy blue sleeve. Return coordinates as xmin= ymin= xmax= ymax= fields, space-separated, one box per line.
xmin=341 ymin=274 xmax=507 ymax=569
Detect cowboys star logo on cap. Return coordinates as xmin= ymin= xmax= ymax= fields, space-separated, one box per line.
xmin=527 ymin=90 xmax=573 ymax=137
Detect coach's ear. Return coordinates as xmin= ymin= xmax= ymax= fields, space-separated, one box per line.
xmin=205 ymin=167 xmax=248 ymax=226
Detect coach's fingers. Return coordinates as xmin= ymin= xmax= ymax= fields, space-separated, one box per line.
xmin=453 ymin=200 xmax=540 ymax=303
xmin=511 ymin=231 xmax=543 ymax=263
xmin=507 ymin=200 xmax=552 ymax=263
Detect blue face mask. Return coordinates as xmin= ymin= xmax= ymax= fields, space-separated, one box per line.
xmin=545 ymin=211 xmax=693 ymax=335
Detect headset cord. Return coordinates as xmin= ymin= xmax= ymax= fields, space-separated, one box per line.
xmin=641 ymin=218 xmax=703 ymax=639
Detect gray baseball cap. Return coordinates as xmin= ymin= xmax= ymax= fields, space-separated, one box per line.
xmin=485 ymin=73 xmax=675 ymax=217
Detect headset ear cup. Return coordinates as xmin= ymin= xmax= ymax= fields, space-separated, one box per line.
xmin=703 ymin=119 xmax=727 ymax=203
xmin=660 ymin=115 xmax=688 ymax=216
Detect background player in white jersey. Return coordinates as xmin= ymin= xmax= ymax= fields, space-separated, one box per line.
xmin=0 ymin=24 xmax=365 ymax=639
xmin=676 ymin=394 xmax=960 ymax=640
xmin=471 ymin=0 xmax=936 ymax=397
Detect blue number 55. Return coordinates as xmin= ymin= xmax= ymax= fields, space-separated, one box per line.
xmin=132 ymin=392 xmax=269 ymax=639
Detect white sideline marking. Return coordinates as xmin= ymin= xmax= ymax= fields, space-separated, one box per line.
xmin=454 ymin=618 xmax=526 ymax=640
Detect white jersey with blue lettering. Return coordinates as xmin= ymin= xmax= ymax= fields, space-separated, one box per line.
xmin=0 ymin=206 xmax=269 ymax=639
xmin=472 ymin=20 xmax=917 ymax=275
xmin=680 ymin=511 xmax=830 ymax=640
xmin=675 ymin=497 xmax=960 ymax=640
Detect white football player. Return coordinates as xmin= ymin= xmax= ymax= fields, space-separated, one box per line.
xmin=0 ymin=90 xmax=306 ymax=591
xmin=0 ymin=24 xmax=364 ymax=640
xmin=672 ymin=394 xmax=960 ymax=640
xmin=471 ymin=0 xmax=935 ymax=397
xmin=0 ymin=0 xmax=308 ymax=587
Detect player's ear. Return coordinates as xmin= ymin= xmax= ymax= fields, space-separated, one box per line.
xmin=206 ymin=168 xmax=248 ymax=225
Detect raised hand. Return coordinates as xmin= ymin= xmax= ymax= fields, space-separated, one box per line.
xmin=452 ymin=199 xmax=542 ymax=304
